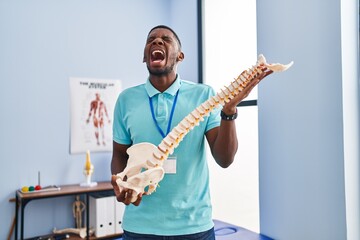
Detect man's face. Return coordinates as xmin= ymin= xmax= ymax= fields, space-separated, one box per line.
xmin=143 ymin=28 xmax=183 ymax=76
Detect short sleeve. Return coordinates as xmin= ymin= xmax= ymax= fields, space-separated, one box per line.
xmin=112 ymin=94 xmax=132 ymax=145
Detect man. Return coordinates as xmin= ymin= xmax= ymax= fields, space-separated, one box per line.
xmin=111 ymin=25 xmax=271 ymax=239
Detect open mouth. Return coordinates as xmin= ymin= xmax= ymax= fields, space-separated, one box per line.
xmin=151 ymin=50 xmax=165 ymax=63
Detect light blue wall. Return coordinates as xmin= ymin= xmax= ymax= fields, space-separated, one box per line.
xmin=169 ymin=0 xmax=199 ymax=82
xmin=0 ymin=0 xmax=198 ymax=239
xmin=3 ymin=0 xmax=356 ymax=239
xmin=257 ymin=0 xmax=353 ymax=239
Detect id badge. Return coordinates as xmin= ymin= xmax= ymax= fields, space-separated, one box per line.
xmin=163 ymin=155 xmax=177 ymax=174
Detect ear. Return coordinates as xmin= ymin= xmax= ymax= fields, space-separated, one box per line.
xmin=143 ymin=48 xmax=147 ymax=62
xmin=177 ymin=52 xmax=184 ymax=62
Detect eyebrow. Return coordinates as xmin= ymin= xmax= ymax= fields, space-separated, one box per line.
xmin=148 ymin=25 xmax=182 ymax=47
xmin=147 ymin=31 xmax=181 ymax=48
xmin=148 ymin=33 xmax=172 ymax=38
xmin=147 ymin=34 xmax=174 ymax=43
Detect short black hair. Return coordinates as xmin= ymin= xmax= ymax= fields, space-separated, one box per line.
xmin=148 ymin=25 xmax=182 ymax=48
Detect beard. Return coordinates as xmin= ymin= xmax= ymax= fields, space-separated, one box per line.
xmin=147 ymin=63 xmax=175 ymax=77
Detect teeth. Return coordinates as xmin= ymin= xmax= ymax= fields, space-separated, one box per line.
xmin=152 ymin=50 xmax=163 ymax=56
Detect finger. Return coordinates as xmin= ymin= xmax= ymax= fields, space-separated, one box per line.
xmin=244 ymin=77 xmax=259 ymax=93
xmin=111 ymin=175 xmax=118 ymax=187
xmin=116 ymin=187 xmax=128 ymax=202
xmin=243 ymin=78 xmax=259 ymax=97
xmin=123 ymin=189 xmax=134 ymax=205
xmin=251 ymin=70 xmax=272 ymax=86
xmin=111 ymin=175 xmax=121 ymax=195
xmin=113 ymin=182 xmax=127 ymax=204
xmin=132 ymin=193 xmax=143 ymax=206
xmin=264 ymin=70 xmax=273 ymax=78
xmin=228 ymin=68 xmax=271 ymax=105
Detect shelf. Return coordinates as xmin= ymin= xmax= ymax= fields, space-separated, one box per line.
xmin=24 ymin=233 xmax=122 ymax=240
xmin=15 ymin=181 xmax=118 ymax=240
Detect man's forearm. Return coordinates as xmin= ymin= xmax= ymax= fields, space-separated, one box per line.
xmin=211 ymin=120 xmax=238 ymax=168
xmin=111 ymin=157 xmax=126 ymax=175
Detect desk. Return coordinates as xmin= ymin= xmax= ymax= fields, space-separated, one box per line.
xmin=15 ymin=181 xmax=120 ymax=240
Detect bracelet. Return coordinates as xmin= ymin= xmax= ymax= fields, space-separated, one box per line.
xmin=220 ymin=110 xmax=238 ymax=121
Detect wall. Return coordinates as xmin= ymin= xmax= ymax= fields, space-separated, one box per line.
xmin=257 ymin=0 xmax=358 ymax=239
xmin=169 ymin=0 xmax=199 ymax=82
xmin=2 ymin=0 xmax=357 ymax=239
xmin=202 ymin=0 xmax=260 ymax=232
xmin=340 ymin=0 xmax=360 ymax=239
xmin=0 ymin=0 xmax=198 ymax=239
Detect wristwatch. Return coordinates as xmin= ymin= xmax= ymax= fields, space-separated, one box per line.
xmin=220 ymin=110 xmax=238 ymax=121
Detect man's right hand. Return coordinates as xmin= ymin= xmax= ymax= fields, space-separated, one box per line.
xmin=111 ymin=175 xmax=144 ymax=206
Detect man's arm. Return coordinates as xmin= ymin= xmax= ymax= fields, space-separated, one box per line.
xmin=111 ymin=141 xmax=129 ymax=175
xmin=111 ymin=141 xmax=144 ymax=206
xmin=206 ymin=70 xmax=273 ymax=168
xmin=206 ymin=122 xmax=237 ymax=168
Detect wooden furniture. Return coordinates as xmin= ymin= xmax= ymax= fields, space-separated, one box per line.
xmin=15 ymin=181 xmax=121 ymax=240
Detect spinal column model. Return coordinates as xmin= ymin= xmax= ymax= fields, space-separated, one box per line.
xmin=115 ymin=54 xmax=294 ymax=203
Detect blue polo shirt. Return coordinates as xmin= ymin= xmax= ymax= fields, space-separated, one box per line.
xmin=113 ymin=76 xmax=221 ymax=235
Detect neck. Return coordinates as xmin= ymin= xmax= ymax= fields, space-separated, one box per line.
xmin=149 ymin=72 xmax=177 ymax=92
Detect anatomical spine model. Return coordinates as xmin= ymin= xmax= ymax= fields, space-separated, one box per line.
xmin=116 ymin=54 xmax=293 ymax=203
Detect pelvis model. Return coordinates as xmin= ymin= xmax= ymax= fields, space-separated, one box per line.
xmin=115 ymin=54 xmax=293 ymax=203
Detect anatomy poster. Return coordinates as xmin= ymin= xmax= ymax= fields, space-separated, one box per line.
xmin=69 ymin=77 xmax=121 ymax=154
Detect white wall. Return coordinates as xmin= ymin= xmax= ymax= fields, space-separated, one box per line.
xmin=0 ymin=1 xmax=199 ymax=239
xmin=257 ymin=0 xmax=358 ymax=239
xmin=203 ymin=0 xmax=260 ymax=232
xmin=341 ymin=0 xmax=360 ymax=239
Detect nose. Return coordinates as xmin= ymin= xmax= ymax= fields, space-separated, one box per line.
xmin=152 ymin=37 xmax=164 ymax=46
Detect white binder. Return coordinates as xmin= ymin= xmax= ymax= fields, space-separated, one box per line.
xmin=89 ymin=195 xmax=116 ymax=237
xmin=114 ymin=198 xmax=125 ymax=234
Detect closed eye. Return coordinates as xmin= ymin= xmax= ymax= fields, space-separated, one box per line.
xmin=147 ymin=37 xmax=155 ymax=44
xmin=162 ymin=36 xmax=173 ymax=42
